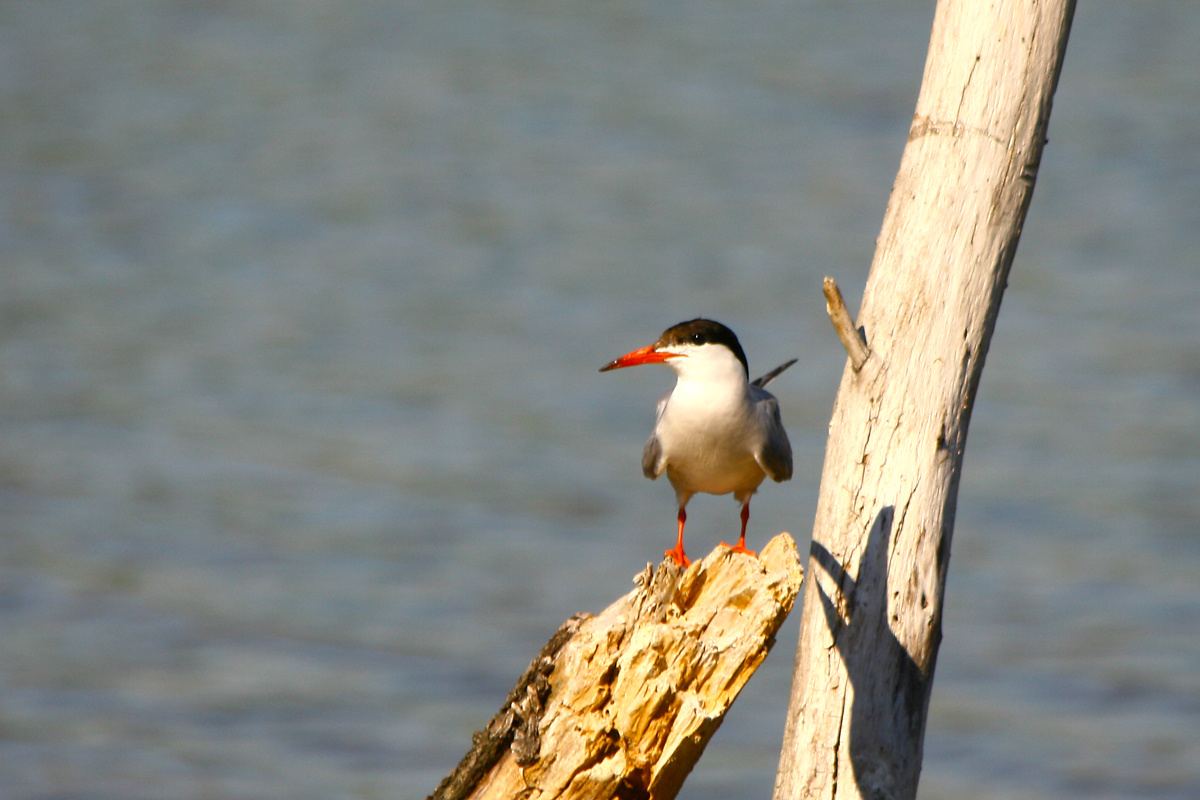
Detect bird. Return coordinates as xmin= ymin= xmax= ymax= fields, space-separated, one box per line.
xmin=600 ymin=318 xmax=794 ymax=567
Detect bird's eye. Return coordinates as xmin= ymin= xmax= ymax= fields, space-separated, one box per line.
xmin=691 ymin=332 xmax=707 ymax=345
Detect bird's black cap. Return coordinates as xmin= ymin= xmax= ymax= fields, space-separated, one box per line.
xmin=655 ymin=318 xmax=749 ymax=379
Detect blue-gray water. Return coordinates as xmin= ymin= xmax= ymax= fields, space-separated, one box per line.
xmin=2 ymin=2 xmax=1199 ymax=798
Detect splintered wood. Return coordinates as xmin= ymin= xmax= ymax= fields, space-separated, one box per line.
xmin=436 ymin=533 xmax=803 ymax=800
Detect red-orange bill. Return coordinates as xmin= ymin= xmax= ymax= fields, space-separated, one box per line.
xmin=599 ymin=345 xmax=683 ymax=372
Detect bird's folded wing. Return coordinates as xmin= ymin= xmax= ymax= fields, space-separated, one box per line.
xmin=642 ymin=433 xmax=664 ymax=479
xmin=753 ymin=394 xmax=793 ymax=482
xmin=642 ymin=393 xmax=670 ymax=479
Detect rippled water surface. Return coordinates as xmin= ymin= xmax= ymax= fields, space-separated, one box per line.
xmin=2 ymin=2 xmax=1199 ymax=798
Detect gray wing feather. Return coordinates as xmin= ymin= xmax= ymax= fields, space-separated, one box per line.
xmin=642 ymin=433 xmax=663 ymax=479
xmin=642 ymin=392 xmax=670 ymax=479
xmin=752 ymin=389 xmax=793 ymax=482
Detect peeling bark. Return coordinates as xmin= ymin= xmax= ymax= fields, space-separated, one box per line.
xmin=431 ymin=534 xmax=804 ymax=800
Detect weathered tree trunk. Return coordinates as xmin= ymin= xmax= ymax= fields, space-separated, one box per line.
xmin=431 ymin=533 xmax=803 ymax=800
xmin=773 ymin=2 xmax=1076 ymax=799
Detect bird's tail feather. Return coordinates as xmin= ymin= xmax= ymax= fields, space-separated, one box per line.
xmin=752 ymin=358 xmax=798 ymax=388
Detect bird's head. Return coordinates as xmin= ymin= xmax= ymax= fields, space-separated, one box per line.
xmin=600 ymin=318 xmax=750 ymax=384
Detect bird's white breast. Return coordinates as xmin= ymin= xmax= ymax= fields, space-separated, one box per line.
xmin=655 ymin=377 xmax=767 ymax=498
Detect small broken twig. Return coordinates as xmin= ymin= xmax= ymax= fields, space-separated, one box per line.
xmin=823 ymin=277 xmax=871 ymax=371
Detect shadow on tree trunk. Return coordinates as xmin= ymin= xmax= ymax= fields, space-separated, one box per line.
xmin=811 ymin=508 xmax=933 ymax=798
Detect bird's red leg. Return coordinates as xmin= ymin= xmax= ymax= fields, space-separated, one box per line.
xmin=721 ymin=503 xmax=758 ymax=557
xmin=665 ymin=507 xmax=691 ymax=567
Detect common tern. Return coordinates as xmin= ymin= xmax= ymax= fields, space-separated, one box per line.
xmin=601 ymin=318 xmax=794 ymax=567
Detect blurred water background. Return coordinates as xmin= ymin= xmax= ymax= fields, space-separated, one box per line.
xmin=2 ymin=1 xmax=1199 ymax=798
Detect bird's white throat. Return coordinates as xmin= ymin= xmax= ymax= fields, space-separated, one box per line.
xmin=663 ymin=341 xmax=749 ymax=389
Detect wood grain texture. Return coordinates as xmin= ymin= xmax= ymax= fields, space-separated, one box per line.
xmin=774 ymin=2 xmax=1076 ymax=799
xmin=432 ymin=534 xmax=803 ymax=800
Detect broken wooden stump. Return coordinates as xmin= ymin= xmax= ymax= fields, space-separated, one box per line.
xmin=430 ymin=532 xmax=804 ymax=800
